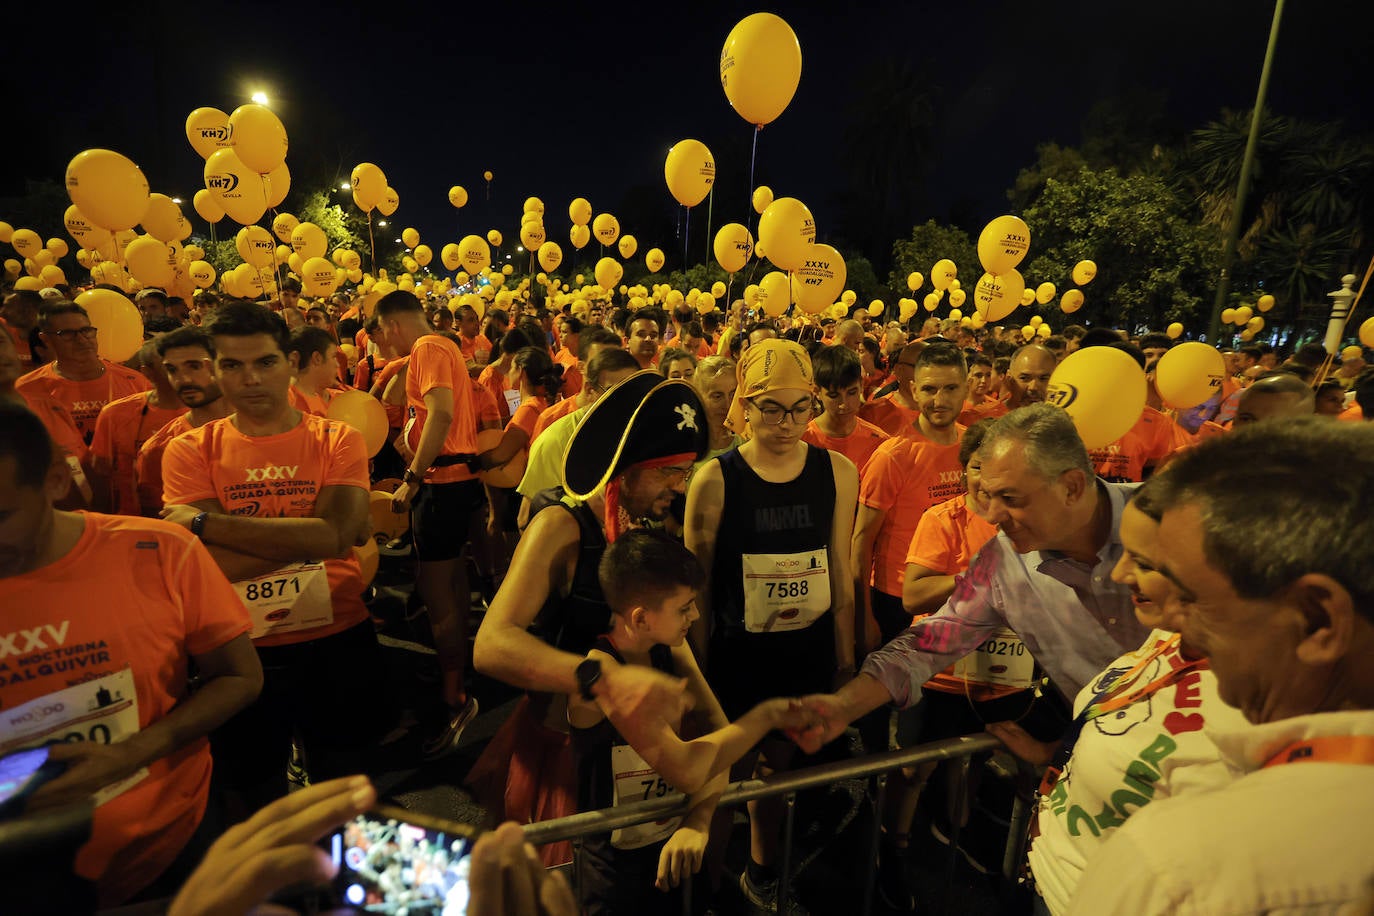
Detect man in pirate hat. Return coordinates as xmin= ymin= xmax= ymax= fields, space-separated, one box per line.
xmin=470 ymin=369 xmax=709 ymax=864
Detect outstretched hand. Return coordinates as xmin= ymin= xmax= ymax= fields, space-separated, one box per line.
xmin=786 ymin=693 xmax=852 ymax=754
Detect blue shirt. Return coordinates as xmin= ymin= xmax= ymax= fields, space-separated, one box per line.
xmin=862 ymin=481 xmax=1150 ymax=705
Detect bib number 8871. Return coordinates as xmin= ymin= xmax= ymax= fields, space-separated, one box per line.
xmin=244 ymin=577 xmax=301 ymax=602
xmin=765 ymin=580 xmax=809 ymax=599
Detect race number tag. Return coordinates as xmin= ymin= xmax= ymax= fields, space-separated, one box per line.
xmin=503 ymin=388 xmax=522 ymax=418
xmin=610 ymin=744 xmax=681 ymax=849
xmin=952 ymin=627 xmax=1036 ymax=689
xmin=741 ymin=548 xmax=830 ymax=633
xmin=235 ymin=562 xmax=333 ymax=639
xmin=0 ymin=667 xmax=147 ymax=806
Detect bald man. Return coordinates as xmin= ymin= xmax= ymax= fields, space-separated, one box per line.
xmin=968 ymin=344 xmax=1056 ymax=422
xmin=1232 ymin=373 xmax=1315 ymax=428
xmin=835 ymin=320 xmax=864 ymax=353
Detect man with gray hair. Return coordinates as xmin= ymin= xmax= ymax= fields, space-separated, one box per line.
xmin=796 ymin=404 xmax=1151 ymax=751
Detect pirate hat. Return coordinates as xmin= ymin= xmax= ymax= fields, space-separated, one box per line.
xmin=563 ymin=370 xmax=708 ymax=499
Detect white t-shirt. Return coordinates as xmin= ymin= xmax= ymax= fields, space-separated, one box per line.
xmin=1027 ymin=629 xmax=1250 ymax=915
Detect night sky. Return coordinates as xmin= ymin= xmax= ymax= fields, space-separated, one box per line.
xmin=7 ymin=0 xmax=1371 ymax=273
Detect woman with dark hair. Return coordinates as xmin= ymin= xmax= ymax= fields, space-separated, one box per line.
xmin=477 ymin=327 xmax=532 ymax=424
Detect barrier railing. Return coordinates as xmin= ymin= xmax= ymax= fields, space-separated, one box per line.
xmin=522 ymin=733 xmax=1030 ymax=915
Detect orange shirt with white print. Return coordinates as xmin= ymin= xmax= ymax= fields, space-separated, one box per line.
xmin=136 ymin=413 xmax=197 ymax=517
xmin=17 ymin=360 xmax=151 ymax=445
xmin=20 ymin=387 xmax=89 ymax=466
xmin=858 ymin=391 xmax=921 ymax=437
xmin=90 ymin=391 xmax=187 ymax=516
xmin=405 ymin=334 xmax=479 ymax=484
xmin=904 ymin=495 xmax=1020 ymax=700
xmin=1088 ymin=405 xmax=1176 ymax=482
xmin=0 ymin=514 xmax=250 ymax=906
xmin=802 ymin=417 xmax=890 ymax=479
xmin=160 ymin=413 xmax=370 ymax=647
xmin=859 ymin=429 xmax=965 ymax=596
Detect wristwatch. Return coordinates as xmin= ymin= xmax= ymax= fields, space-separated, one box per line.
xmin=576 ymin=658 xmax=602 ymax=702
xmin=402 ymin=469 xmax=422 ymax=485
xmin=190 ymin=511 xmax=209 ymax=540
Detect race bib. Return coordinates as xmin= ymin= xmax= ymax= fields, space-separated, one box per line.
xmin=952 ymin=627 xmax=1036 ymax=689
xmin=610 ymin=744 xmax=681 ymax=849
xmin=503 ymin=388 xmax=522 ymax=418
xmin=741 ymin=548 xmax=830 ymax=633
xmin=235 ymin=562 xmax=333 ymax=639
xmin=0 ymin=667 xmax=148 ymax=806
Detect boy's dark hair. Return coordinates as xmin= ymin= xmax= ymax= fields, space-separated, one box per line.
xmin=155 ymin=326 xmax=215 ymax=358
xmin=205 ymin=301 xmax=290 ymax=353
xmin=812 ymin=344 xmax=863 ymax=390
xmin=1062 ymin=324 xmax=1087 ymax=342
xmin=599 ymin=530 xmax=706 ymax=616
xmin=289 ymin=326 xmax=335 ymax=365
xmin=279 ymin=277 xmax=303 ymax=294
xmin=968 ymin=352 xmax=993 ymax=369
xmin=1138 ymin=332 xmax=1173 ymax=352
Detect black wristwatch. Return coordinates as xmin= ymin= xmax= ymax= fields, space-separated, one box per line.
xmin=190 ymin=511 xmax=209 ymax=540
xmin=576 ymin=658 xmax=602 ymax=702
xmin=402 ymin=468 xmax=422 ymax=485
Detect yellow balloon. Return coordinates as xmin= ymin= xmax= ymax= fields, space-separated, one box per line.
xmin=950 ymin=309 xmax=963 ymax=321
xmin=1256 ymin=294 xmax=1275 ymax=313
xmin=976 ymin=215 xmax=1031 ymax=275
xmin=13 ymin=276 xmax=42 ymax=291
xmin=1060 ymin=289 xmax=1085 ymax=314
xmin=270 ymin=212 xmax=298 ymax=244
xmin=538 ymin=241 xmax=563 ymax=273
xmin=592 ymin=213 xmax=620 ymax=247
xmin=869 ymin=299 xmax=885 ymax=317
xmin=184 ymin=106 xmax=233 ymax=159
xmin=567 ymin=197 xmax=592 ymax=226
xmin=483 ymin=170 xmax=493 ymax=182
xmin=790 ymin=243 xmax=846 ymax=314
xmin=1046 ymin=347 xmax=1147 ymax=449
xmin=66 ymin=148 xmax=150 ymax=231
xmin=302 ymin=256 xmax=339 ymax=297
xmin=191 ymin=189 xmax=224 ymax=225
xmin=275 ymin=244 xmax=292 ymax=266
xmin=1166 ymin=322 xmax=1184 ymax=340
xmin=40 ymin=265 xmax=66 ymax=287
xmin=752 ymin=186 xmax=774 ymax=215
xmin=125 ymin=236 xmax=175 ymax=287
xmin=1071 ymin=259 xmax=1097 ymax=285
xmin=236 ymin=225 xmax=276 ymax=268
xmin=1035 ymin=281 xmax=1057 ymax=305
xmin=569 ymin=224 xmax=591 ymax=250
xmin=10 ymin=229 xmax=41 ymax=259
xmin=930 ymin=259 xmax=957 ymax=291
xmin=841 ymin=289 xmax=857 ymax=307
xmin=1246 ymin=316 xmax=1264 ymax=332
xmin=1029 ymin=315 xmax=1043 ymax=327
xmin=594 ymin=257 xmax=623 ymax=290
xmin=1154 ymin=341 xmax=1224 ymax=409
xmin=696 ymin=293 xmax=717 ymax=314
xmin=184 ymin=244 xmax=204 ymax=261
xmin=519 ymin=222 xmax=546 ymax=251
xmin=76 ymin=288 xmax=143 ymax=361
xmin=487 ymin=229 xmax=503 ymax=248
xmin=350 ymin=162 xmax=387 ymax=212
xmin=665 ymin=139 xmax=716 ymax=208
xmin=459 ymin=235 xmax=491 ymax=274
xmin=413 ymin=244 xmax=432 ymax=267
xmin=757 ymin=197 xmax=815 ymax=271
xmin=713 ymin=223 xmax=755 ymax=274
xmin=1359 ymin=317 xmax=1374 ymax=349
xmin=711 ymin=281 xmax=727 ymax=299
xmin=401 ymin=227 xmax=420 ymax=249
xmin=522 ymin=197 xmax=545 ymax=217
xmin=204 ymin=148 xmax=266 ymax=225
xmin=189 ymin=260 xmax=217 ymax=288
xmin=291 ymin=222 xmax=328 ymax=261
xmin=645 ymin=247 xmax=665 ymax=272
xmin=140 ymin=194 xmax=187 ymax=243
xmin=1234 ymin=305 xmax=1253 ymax=324
xmin=720 ymin=12 xmax=802 ymax=127
xmin=440 ymin=243 xmax=462 ymax=272
xmin=949 ymin=288 xmax=967 ymax=308
xmin=1022 ymin=325 xmax=1036 ymax=341
xmin=1220 ymin=308 xmax=1236 ymax=325
xmin=618 ymin=235 xmax=638 ymax=259
xmin=379 ymin=187 xmax=399 ymax=217
xmin=906 ymin=272 xmax=923 ymax=291
xmin=971 ymin=269 xmax=1025 ymax=322
xmin=742 ymin=285 xmax=760 ymax=307
xmin=46 ymin=237 xmax=69 ymax=259
xmin=1036 ymin=323 xmax=1051 ymax=338
xmin=758 ymin=270 xmax=791 ymax=317
xmin=228 ymin=103 xmax=287 ymax=174
xmin=264 ymin=162 xmax=291 ymax=209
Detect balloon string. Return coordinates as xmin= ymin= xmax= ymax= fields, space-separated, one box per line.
xmin=262 ymin=176 xmax=287 ymax=297
xmin=1314 ymin=253 xmax=1374 ymax=386
xmin=684 ymin=207 xmax=691 ymax=271
xmin=367 ymin=212 xmax=377 ymax=276
xmin=747 ymin=125 xmax=760 ymax=234
xmin=705 ymin=187 xmax=715 ymax=268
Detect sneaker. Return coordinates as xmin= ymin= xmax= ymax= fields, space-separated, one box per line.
xmin=876 ymin=841 xmax=916 ymax=911
xmin=739 ymin=870 xmax=810 ymax=915
xmin=286 ymin=741 xmax=309 ymax=789
xmin=421 ymin=696 xmax=479 ymax=761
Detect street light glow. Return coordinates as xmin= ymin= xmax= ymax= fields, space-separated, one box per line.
xmin=251 ymin=91 xmax=269 ymax=105
xmin=340 ymin=182 xmax=351 ymax=191
xmin=171 ymin=198 xmax=182 ymax=204
xmin=377 ymin=221 xmax=388 ymax=228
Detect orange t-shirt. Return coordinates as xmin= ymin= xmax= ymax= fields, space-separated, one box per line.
xmin=372 ymin=356 xmax=409 ymax=429
xmin=860 ymin=431 xmax=965 ymax=596
xmin=1338 ymin=403 xmax=1364 ymax=422
xmin=288 ymin=385 xmax=330 ymax=417
xmin=802 ymin=417 xmax=890 ymax=479
xmin=477 ymin=362 xmax=517 ymax=423
xmin=161 ymin=413 xmax=370 ymax=647
xmin=16 ymin=360 xmax=152 ymax=445
xmin=459 ymin=332 xmax=493 ymax=366
xmin=531 ymin=395 xmax=581 ymax=444
xmin=405 ymin=335 xmax=479 ymax=485
xmin=353 ymin=354 xmax=388 ymax=392
xmin=0 ymin=513 xmax=251 ymax=905
xmin=89 ymin=392 xmax=188 ymax=516
xmin=858 ymin=391 xmax=921 ymax=437
xmin=508 ymin=395 xmax=548 ymax=441
xmin=904 ymin=495 xmax=1014 ymax=698
xmin=553 ymin=347 xmax=583 ymax=398
xmin=1088 ymin=405 xmax=1176 ymax=482
xmin=136 ymin=413 xmax=197 ymax=517
xmin=20 ymin=387 xmax=89 ymax=465
xmin=1 ymin=316 xmax=33 ymax=370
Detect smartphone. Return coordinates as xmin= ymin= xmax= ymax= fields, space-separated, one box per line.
xmin=0 ymin=746 xmax=69 ymax=819
xmin=324 ymin=805 xmax=482 ymax=915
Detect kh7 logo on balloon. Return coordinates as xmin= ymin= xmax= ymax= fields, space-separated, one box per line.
xmin=206 ymin=173 xmax=240 ymax=193
xmin=1045 ymin=384 xmax=1077 ymax=408
xmin=198 ymin=125 xmax=233 ymax=143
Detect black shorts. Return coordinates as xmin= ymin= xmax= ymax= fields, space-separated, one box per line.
xmin=708 ymin=613 xmax=836 ymax=720
xmin=411 ymin=479 xmax=485 ymax=561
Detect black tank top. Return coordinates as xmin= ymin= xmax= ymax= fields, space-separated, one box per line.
xmin=711 ymin=444 xmax=836 ymax=637
xmin=528 ymin=489 xmax=613 ymax=656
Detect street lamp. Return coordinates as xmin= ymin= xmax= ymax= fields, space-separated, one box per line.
xmin=251 ymin=91 xmax=269 ymax=106
xmin=340 ymin=182 xmax=351 ymax=191
xmin=171 ymin=198 xmax=183 ymax=205
xmin=378 ymin=221 xmax=388 ymax=228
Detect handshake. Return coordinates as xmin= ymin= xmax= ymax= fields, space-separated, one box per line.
xmin=763 ymin=694 xmax=852 ymax=755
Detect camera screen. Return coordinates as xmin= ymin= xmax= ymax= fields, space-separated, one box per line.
xmin=329 ymin=811 xmax=474 ymax=915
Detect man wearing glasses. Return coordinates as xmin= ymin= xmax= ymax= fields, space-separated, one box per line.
xmin=684 ymin=339 xmax=859 ymax=913
xmin=16 ymin=301 xmax=151 ymax=446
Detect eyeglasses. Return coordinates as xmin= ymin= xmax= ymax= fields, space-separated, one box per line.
xmin=48 ymin=327 xmax=99 ymax=341
xmin=654 ymin=464 xmax=695 ymax=484
xmin=750 ymin=399 xmax=814 ymax=426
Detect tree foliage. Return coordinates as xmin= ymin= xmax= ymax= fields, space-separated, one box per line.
xmin=888 ymin=220 xmax=979 ymax=295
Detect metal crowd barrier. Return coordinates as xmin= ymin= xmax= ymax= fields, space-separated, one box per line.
xmin=522 ymin=733 xmax=1031 ymax=915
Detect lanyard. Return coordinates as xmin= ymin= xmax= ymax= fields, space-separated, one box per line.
xmin=1263 ymin=736 xmax=1374 ymax=770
